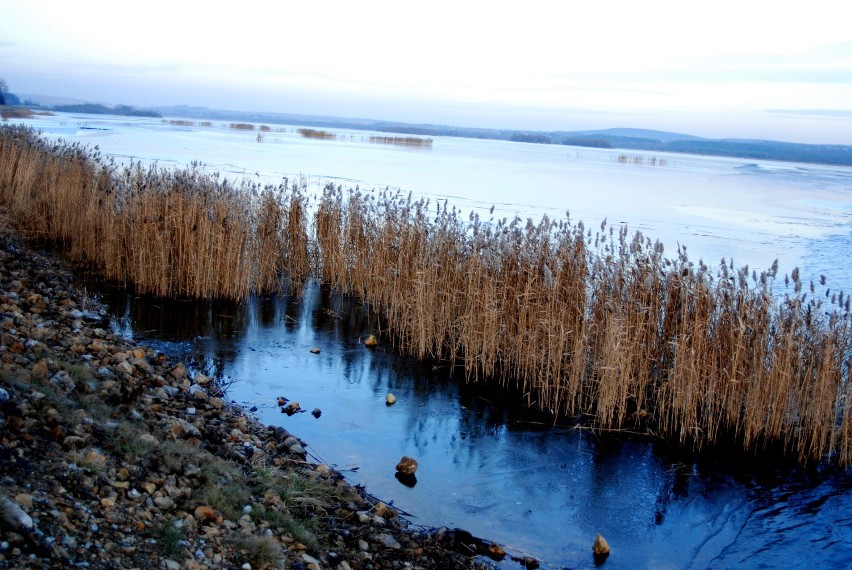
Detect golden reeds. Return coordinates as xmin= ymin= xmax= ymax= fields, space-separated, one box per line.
xmin=298 ymin=129 xmax=336 ymax=140
xmin=1 ymin=124 xmax=850 ymax=466
xmin=368 ymin=136 xmax=433 ymax=147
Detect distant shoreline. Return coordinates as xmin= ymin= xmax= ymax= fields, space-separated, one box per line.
xmin=13 ymin=100 xmax=852 ymax=166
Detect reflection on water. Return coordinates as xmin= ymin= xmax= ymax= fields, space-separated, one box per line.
xmin=92 ymin=278 xmax=852 ymax=570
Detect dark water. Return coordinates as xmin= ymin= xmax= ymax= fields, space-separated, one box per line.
xmin=91 ymin=279 xmax=852 ymax=569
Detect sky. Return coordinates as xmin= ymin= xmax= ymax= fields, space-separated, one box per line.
xmin=2 ymin=0 xmax=852 ymax=144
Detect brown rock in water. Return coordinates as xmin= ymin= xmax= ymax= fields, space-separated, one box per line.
xmin=364 ymin=334 xmax=378 ymax=348
xmin=385 ymin=393 xmax=397 ymax=406
xmin=311 ymin=408 xmax=322 ymax=418
xmin=593 ymin=533 xmax=611 ymax=559
xmin=487 ymin=544 xmax=506 ymax=560
xmin=309 ymin=347 xmax=321 ymax=354
xmin=283 ymin=401 xmax=302 ymax=416
xmin=395 ymin=456 xmax=418 ymax=475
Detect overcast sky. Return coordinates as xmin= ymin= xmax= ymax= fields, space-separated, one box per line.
xmin=3 ymin=0 xmax=852 ymax=143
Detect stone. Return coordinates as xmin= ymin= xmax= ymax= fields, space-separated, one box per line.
xmin=309 ymin=347 xmax=321 ymax=354
xmin=154 ymin=496 xmax=175 ymax=510
xmin=488 ymin=544 xmax=506 ymax=560
xmin=13 ymin=494 xmax=33 ymax=511
xmin=364 ymin=335 xmax=378 ymax=348
xmin=385 ymin=393 xmax=396 ymax=406
xmin=1 ymin=498 xmax=33 ymax=530
xmin=116 ymin=360 xmax=135 ymax=375
xmin=170 ymin=418 xmax=201 ymax=439
xmin=164 ymin=560 xmax=181 ymax=570
xmin=132 ymin=348 xmax=146 ymax=359
xmin=0 ymin=388 xmax=8 ymax=403
xmin=170 ymin=363 xmax=188 ymax=379
xmin=139 ymin=433 xmax=160 ymax=448
xmin=374 ymin=502 xmax=395 ymax=519
xmin=376 ymin=533 xmax=401 ymax=549
xmin=188 ymin=384 xmax=207 ymax=398
xmin=194 ymin=373 xmax=212 ymax=385
xmin=395 ymin=456 xmax=418 ymax=476
xmin=283 ymin=401 xmax=301 ymax=416
xmin=593 ymin=533 xmax=611 ymax=558
xmin=312 ymin=408 xmax=322 ymax=418
xmin=49 ymin=370 xmax=76 ymax=391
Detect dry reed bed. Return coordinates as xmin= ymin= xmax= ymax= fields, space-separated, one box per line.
xmin=1 ymin=125 xmax=850 ymax=465
xmin=368 ymin=135 xmax=433 ymax=147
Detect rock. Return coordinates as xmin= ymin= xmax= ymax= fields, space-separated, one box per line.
xmin=154 ymin=496 xmax=175 ymax=510
xmin=1 ymin=497 xmax=33 ymax=530
xmin=0 ymin=388 xmax=8 ymax=403
xmin=13 ymin=494 xmax=33 ymax=511
xmin=487 ymin=544 xmax=506 ymax=560
xmin=364 ymin=335 xmax=378 ymax=348
xmin=374 ymin=502 xmax=395 ymax=519
xmin=395 ymin=456 xmax=418 ymax=476
xmin=301 ymin=553 xmax=322 ymax=569
xmin=593 ymin=533 xmax=611 ymax=559
xmin=164 ymin=560 xmax=181 ymax=570
xmin=312 ymin=408 xmax=322 ymax=418
xmin=276 ymin=396 xmax=288 ymax=406
xmin=385 ymin=393 xmax=396 ymax=406
xmin=170 ymin=363 xmax=188 ymax=379
xmin=309 ymin=347 xmax=321 ymax=354
xmin=315 ymin=464 xmax=331 ymax=478
xmin=49 ymin=370 xmax=76 ymax=391
xmin=194 ymin=373 xmax=212 ymax=385
xmin=282 ymin=401 xmax=302 ymax=416
xmin=170 ymin=418 xmax=202 ymax=438
xmin=188 ymin=383 xmax=208 ymax=399
xmin=375 ymin=533 xmax=401 ymax=549
xmin=139 ymin=433 xmax=160 ymax=448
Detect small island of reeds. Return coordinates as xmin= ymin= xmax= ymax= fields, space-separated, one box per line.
xmin=298 ymin=128 xmax=336 ymax=140
xmin=369 ymin=135 xmax=433 ymax=147
xmin=1 ymin=124 xmax=849 ymax=467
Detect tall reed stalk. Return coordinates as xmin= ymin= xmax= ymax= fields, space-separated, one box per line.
xmin=1 ymin=124 xmax=849 ymax=465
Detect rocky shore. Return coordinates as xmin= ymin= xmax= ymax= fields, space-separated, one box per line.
xmin=0 ymin=219 xmax=514 ymax=569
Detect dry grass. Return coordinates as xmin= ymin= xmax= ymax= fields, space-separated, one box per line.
xmin=1 ymin=124 xmax=850 ymax=466
xmin=298 ymin=128 xmax=336 ymax=140
xmin=369 ymin=135 xmax=433 ymax=147
xmin=1 ymin=107 xmax=36 ymax=121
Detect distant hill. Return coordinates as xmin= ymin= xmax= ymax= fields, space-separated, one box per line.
xmin=564 ymin=128 xmax=706 ymax=142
